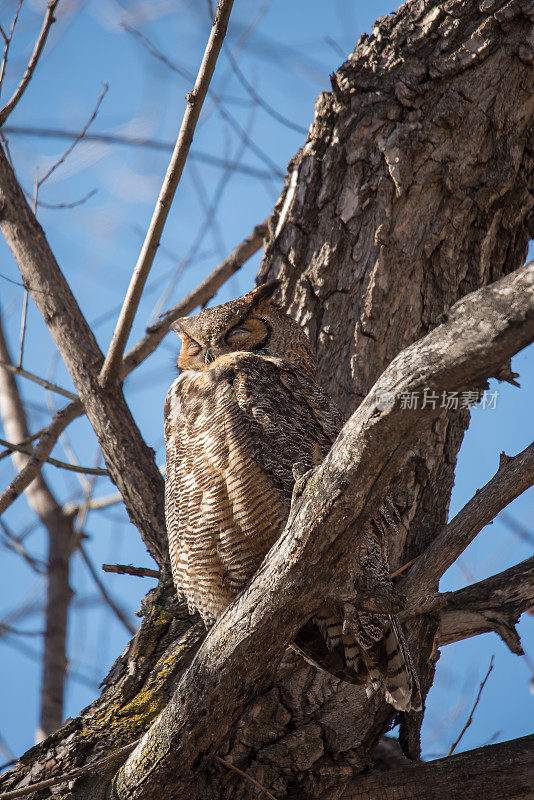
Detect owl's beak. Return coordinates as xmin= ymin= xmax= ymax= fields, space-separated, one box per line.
xmin=204 ymin=348 xmax=216 ymax=364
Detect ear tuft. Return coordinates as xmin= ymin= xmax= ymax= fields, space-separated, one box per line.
xmin=169 ymin=318 xmax=186 ymax=335
xmin=251 ymin=280 xmax=280 ymax=306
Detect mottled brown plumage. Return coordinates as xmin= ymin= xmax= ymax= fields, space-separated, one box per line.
xmin=164 ymin=282 xmax=421 ymax=711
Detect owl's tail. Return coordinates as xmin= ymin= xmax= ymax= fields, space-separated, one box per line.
xmin=312 ymin=606 xmax=422 ymax=712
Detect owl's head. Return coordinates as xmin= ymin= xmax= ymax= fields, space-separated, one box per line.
xmin=171 ymin=281 xmax=316 ymax=375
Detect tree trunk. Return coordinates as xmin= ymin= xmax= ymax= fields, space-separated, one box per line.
xmin=1 ymin=0 xmax=533 ymax=797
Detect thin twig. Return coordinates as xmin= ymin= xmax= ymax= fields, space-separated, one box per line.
xmin=225 ymin=47 xmax=307 ymax=134
xmin=33 ymin=84 xmax=107 ymax=208
xmin=0 ymin=437 xmax=107 ymax=475
xmin=390 ymin=556 xmax=419 ymax=579
xmin=28 ymin=187 xmax=97 ymax=210
xmin=215 ymin=755 xmax=277 ymax=800
xmin=447 ymin=656 xmax=494 ymax=756
xmin=99 ymin=0 xmax=236 ymax=387
xmin=0 ymin=0 xmax=23 ymax=96
xmin=16 ymin=290 xmax=28 ymax=368
xmin=0 ymin=401 xmax=82 ymax=515
xmin=150 ymin=80 xmax=259 ymax=320
xmin=0 ymin=740 xmax=139 ymax=800
xmin=102 ymin=563 xmax=160 ymax=578
xmin=3 ymin=126 xmax=274 ymax=179
xmin=0 ymin=360 xmax=78 ymax=399
xmin=0 ymin=0 xmax=60 ymax=126
xmin=79 ymin=546 xmax=136 ymax=635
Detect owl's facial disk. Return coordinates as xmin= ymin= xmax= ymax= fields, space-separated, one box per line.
xmin=176 ymin=315 xmax=271 ymax=372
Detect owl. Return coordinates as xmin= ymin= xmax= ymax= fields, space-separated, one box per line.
xmin=164 ymin=281 xmax=421 ymax=711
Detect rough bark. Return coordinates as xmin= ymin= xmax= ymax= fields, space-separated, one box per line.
xmin=435 ymin=556 xmax=534 ymax=650
xmin=0 ymin=0 xmax=533 ymax=798
xmin=341 ymin=734 xmax=534 ymax=800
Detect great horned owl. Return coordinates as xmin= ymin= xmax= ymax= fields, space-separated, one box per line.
xmin=164 ymin=281 xmax=421 ymax=711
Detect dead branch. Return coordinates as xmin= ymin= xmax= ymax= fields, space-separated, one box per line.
xmin=341 ymin=734 xmax=534 ymax=800
xmin=0 ymin=1 xmax=60 ymax=126
xmin=102 ymin=564 xmax=160 ymax=579
xmin=99 ymin=0 xmax=236 ymax=388
xmin=215 ymin=756 xmax=278 ymax=800
xmin=447 ymin=656 xmax=494 ymax=756
xmin=108 ymin=264 xmax=534 ymax=799
xmin=400 ymin=440 xmax=534 ymax=605
xmin=0 ymin=437 xmax=107 ymax=475
xmin=0 ymin=361 xmax=77 ymax=400
xmin=0 ymin=400 xmax=82 ymax=515
xmin=435 ymin=556 xmax=534 ymax=652
xmin=2 ymin=126 xmax=275 ymax=179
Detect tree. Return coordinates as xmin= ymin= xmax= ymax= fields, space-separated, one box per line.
xmin=0 ymin=0 xmax=533 ymax=798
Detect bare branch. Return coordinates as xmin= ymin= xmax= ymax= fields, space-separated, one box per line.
xmin=448 ymin=656 xmax=494 ymax=756
xmin=0 ymin=400 xmax=82 ymax=515
xmin=79 ymin=546 xmax=136 ymax=635
xmin=401 ymin=439 xmax=534 ymax=606
xmin=0 ymin=1 xmax=60 ymax=126
xmin=2 ymin=126 xmax=275 ymax=179
xmin=215 ymin=756 xmax=278 ymax=800
xmin=16 ymin=289 xmax=28 ymax=367
xmin=341 ymin=734 xmax=534 ymax=800
xmin=434 ymin=556 xmax=534 ymax=652
xmin=34 ymin=84 xmax=107 ymax=199
xmin=122 ymin=217 xmax=268 ymax=376
xmin=0 ymin=0 xmax=23 ymax=96
xmin=102 ymin=564 xmax=160 ymax=579
xmin=0 ymin=437 xmax=107 ymax=475
xmin=0 ymin=361 xmax=78 ymax=399
xmin=110 ymin=264 xmax=534 ymax=798
xmin=99 ymin=0 xmax=236 ymax=387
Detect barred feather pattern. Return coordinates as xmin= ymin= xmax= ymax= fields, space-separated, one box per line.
xmin=165 ymin=344 xmax=421 ymax=711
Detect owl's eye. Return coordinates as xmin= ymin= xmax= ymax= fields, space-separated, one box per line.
xmin=226 ymin=325 xmax=251 ymax=343
xmin=186 ymin=340 xmax=202 ymax=355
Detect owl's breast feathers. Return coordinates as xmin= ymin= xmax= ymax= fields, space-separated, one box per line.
xmin=164 ymin=351 xmax=421 ymax=712
xmin=164 ymin=352 xmax=342 ymax=626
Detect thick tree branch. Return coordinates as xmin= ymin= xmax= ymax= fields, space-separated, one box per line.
xmin=99 ymin=0 xmax=235 ymax=387
xmin=435 ymin=556 xmax=534 ymax=652
xmin=109 ymin=264 xmax=534 ymax=799
xmin=341 ymin=734 xmax=534 ymax=800
xmin=0 ymin=140 xmax=168 ymax=564
xmin=400 ymin=440 xmax=534 ymax=604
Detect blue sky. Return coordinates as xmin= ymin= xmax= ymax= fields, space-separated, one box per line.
xmin=0 ymin=0 xmax=532 ymax=766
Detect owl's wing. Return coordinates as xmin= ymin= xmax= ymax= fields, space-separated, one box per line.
xmin=164 ymin=353 xmax=342 ymax=627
